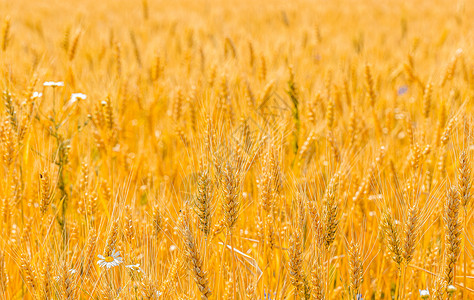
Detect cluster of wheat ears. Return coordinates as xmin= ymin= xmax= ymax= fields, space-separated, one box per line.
xmin=1 ymin=0 xmax=474 ymax=299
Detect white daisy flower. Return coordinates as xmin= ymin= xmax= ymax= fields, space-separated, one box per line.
xmin=70 ymin=93 xmax=87 ymax=103
xmin=64 ymin=93 xmax=87 ymax=110
xmin=97 ymin=249 xmax=123 ymax=269
xmin=419 ymin=289 xmax=429 ymax=298
xmin=43 ymin=81 xmax=64 ymax=87
xmin=32 ymin=92 xmax=42 ymax=98
xmin=125 ymin=263 xmax=142 ymax=272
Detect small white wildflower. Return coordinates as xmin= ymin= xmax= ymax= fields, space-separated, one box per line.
xmin=64 ymin=93 xmax=87 ymax=110
xmin=32 ymin=92 xmax=42 ymax=98
xmin=97 ymin=249 xmax=123 ymax=269
xmin=419 ymin=289 xmax=429 ymax=298
xmin=447 ymin=285 xmax=456 ymax=293
xmin=169 ymin=245 xmax=177 ymax=252
xmin=125 ymin=263 xmax=142 ymax=272
xmin=70 ymin=93 xmax=87 ymax=103
xmin=43 ymin=81 xmax=64 ymax=87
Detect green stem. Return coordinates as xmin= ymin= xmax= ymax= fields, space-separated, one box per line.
xmin=394 ymin=267 xmax=400 ymax=300
xmin=463 ymin=206 xmax=467 ymax=300
xmin=230 ymin=232 xmax=237 ymax=299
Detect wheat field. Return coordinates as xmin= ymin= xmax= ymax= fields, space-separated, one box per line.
xmin=0 ymin=0 xmax=474 ymax=299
